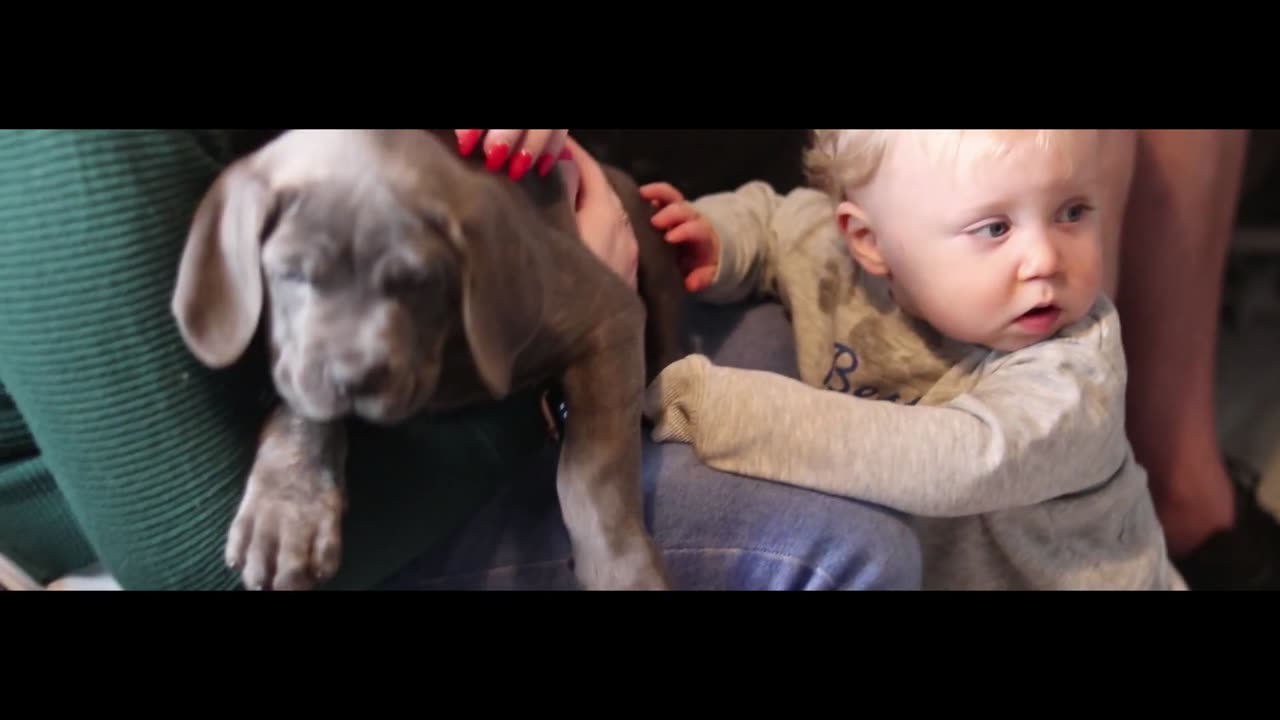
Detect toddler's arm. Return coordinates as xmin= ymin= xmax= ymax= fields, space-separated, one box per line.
xmin=645 ymin=312 xmax=1131 ymax=518
xmin=641 ymin=180 xmax=841 ymax=304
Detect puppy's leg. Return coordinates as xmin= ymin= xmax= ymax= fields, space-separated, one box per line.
xmin=226 ymin=405 xmax=347 ymax=591
xmin=602 ymin=165 xmax=690 ymax=384
xmin=557 ymin=296 xmax=671 ymax=591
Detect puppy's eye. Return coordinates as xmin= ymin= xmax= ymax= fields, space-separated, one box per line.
xmin=381 ymin=266 xmax=439 ymax=296
xmin=272 ymin=267 xmax=308 ymax=284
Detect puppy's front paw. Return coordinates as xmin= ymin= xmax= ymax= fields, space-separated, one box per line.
xmin=225 ymin=465 xmax=344 ymax=591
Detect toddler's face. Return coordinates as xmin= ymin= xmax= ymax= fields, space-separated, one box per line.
xmin=845 ymin=131 xmax=1105 ymax=352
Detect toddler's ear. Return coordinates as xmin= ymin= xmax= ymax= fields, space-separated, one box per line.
xmin=836 ymin=201 xmax=889 ymax=277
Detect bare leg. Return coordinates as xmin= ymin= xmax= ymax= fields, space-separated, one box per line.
xmin=1103 ymin=129 xmax=1250 ymax=557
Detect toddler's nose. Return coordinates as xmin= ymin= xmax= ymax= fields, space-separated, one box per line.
xmin=1018 ymin=232 xmax=1062 ymax=281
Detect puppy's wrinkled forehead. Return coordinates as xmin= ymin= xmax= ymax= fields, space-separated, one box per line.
xmin=286 ymin=182 xmax=390 ymax=251
xmin=265 ymin=178 xmax=455 ymax=282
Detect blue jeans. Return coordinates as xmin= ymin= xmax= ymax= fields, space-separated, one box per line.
xmin=381 ymin=302 xmax=922 ymax=590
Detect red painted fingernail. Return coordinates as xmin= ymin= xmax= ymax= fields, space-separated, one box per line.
xmin=536 ymin=152 xmax=557 ymax=177
xmin=559 ymin=148 xmax=573 ymax=161
xmin=458 ymin=130 xmax=482 ymax=156
xmin=485 ymin=143 xmax=510 ymax=172
xmin=509 ymin=150 xmax=534 ymax=181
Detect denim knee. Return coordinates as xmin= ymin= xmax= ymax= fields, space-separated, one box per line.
xmin=645 ymin=439 xmax=922 ymax=591
xmin=831 ymin=505 xmax=922 ymax=590
xmin=744 ymin=486 xmax=922 ymax=591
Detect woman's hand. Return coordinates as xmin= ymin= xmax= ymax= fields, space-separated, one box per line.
xmin=556 ymin=138 xmax=639 ymax=289
xmin=454 ymin=131 xmax=637 ymax=287
xmin=455 ymin=129 xmax=570 ymax=181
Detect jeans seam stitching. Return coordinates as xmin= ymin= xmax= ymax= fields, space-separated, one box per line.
xmin=406 ymin=547 xmax=841 ymax=589
xmin=663 ymin=546 xmax=839 ymax=588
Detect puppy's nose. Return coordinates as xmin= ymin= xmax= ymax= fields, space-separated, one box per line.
xmin=328 ymin=355 xmax=390 ymax=396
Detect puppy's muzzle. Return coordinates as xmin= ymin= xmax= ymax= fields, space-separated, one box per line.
xmin=327 ymin=353 xmax=391 ymax=398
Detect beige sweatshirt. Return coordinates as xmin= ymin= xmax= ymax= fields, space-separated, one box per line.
xmin=644 ymin=181 xmax=1183 ymax=591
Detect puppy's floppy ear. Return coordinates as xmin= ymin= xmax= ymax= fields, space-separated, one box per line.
xmin=444 ymin=187 xmax=546 ymax=399
xmin=172 ymin=159 xmax=276 ymax=368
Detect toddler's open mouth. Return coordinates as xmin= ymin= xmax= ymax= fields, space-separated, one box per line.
xmin=1015 ymin=304 xmax=1062 ymax=334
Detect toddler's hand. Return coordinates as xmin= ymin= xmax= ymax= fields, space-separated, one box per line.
xmin=454 ymin=129 xmax=570 ymax=181
xmin=638 ymin=182 xmax=720 ymax=293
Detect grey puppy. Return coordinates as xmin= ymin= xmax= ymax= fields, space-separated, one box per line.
xmin=171 ymin=129 xmax=687 ymax=591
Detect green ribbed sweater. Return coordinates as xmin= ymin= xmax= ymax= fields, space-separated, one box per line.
xmin=0 ymin=130 xmax=546 ymax=589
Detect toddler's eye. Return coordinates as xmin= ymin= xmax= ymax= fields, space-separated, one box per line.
xmin=972 ymin=221 xmax=1009 ymax=239
xmin=1057 ymin=203 xmax=1092 ymax=223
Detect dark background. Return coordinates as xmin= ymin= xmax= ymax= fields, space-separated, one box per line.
xmin=237 ymin=128 xmax=1280 ymax=223
xmin=571 ymin=129 xmax=813 ymax=201
xmin=572 ymin=129 xmax=1280 ymax=223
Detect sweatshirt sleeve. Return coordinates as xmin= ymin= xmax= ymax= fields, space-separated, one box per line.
xmin=691 ymin=182 xmax=843 ymax=305
xmin=643 ymin=308 xmax=1130 ymax=518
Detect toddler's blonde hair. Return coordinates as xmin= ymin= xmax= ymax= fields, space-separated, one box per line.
xmin=803 ymin=129 xmax=890 ymax=200
xmin=804 ymin=129 xmax=1094 ymax=201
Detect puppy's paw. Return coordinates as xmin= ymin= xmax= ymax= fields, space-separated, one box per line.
xmin=225 ymin=465 xmax=344 ymax=591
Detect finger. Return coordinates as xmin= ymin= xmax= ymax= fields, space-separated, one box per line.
xmin=677 ymin=251 xmax=703 ymax=277
xmin=676 ymin=225 xmax=720 ymax=276
xmin=508 ymin=130 xmax=566 ymax=181
xmin=638 ymin=182 xmax=685 ymax=207
xmin=557 ymin=150 xmax=582 ymax=206
xmin=311 ymin=511 xmax=342 ymax=583
xmin=582 ymin=211 xmax=639 ymax=289
xmin=508 ymin=129 xmax=550 ymax=181
xmin=665 ymin=217 xmax=712 ymax=245
xmin=651 ymin=202 xmax=698 ymax=230
xmin=639 ymin=182 xmax=684 ymax=202
xmin=566 ymin=138 xmax=618 ymax=214
xmin=455 ymin=129 xmax=483 ymax=156
xmin=273 ymin=518 xmax=316 ymax=591
xmin=225 ymin=506 xmax=254 ymax=570
xmin=242 ymin=516 xmax=280 ymax=591
xmin=565 ymin=137 xmax=608 ymax=192
xmin=537 ymin=130 xmax=570 ymax=177
xmin=685 ymin=265 xmax=718 ymax=293
xmin=481 ymin=129 xmax=527 ymax=172
xmin=621 ymin=238 xmax=639 ymax=290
